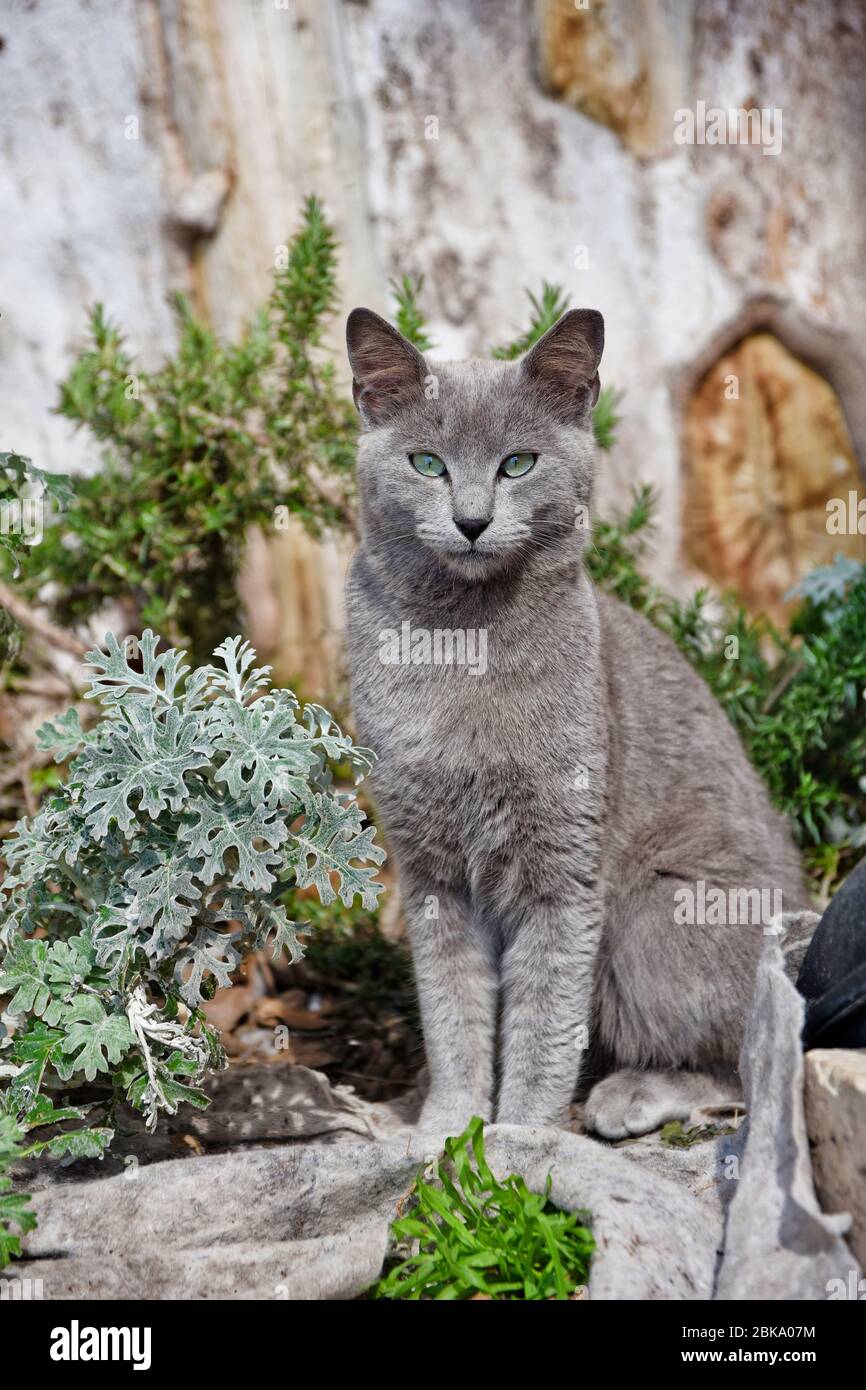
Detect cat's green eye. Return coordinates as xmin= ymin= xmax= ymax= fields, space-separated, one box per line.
xmin=500 ymin=452 xmax=537 ymax=478
xmin=410 ymin=451 xmax=447 ymax=478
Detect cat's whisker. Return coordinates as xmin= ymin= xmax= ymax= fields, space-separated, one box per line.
xmin=362 ymin=534 xmax=439 ymax=558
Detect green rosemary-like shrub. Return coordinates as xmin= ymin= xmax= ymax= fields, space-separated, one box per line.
xmin=587 ymin=495 xmax=866 ymax=889
xmin=8 ymin=197 xmax=357 ymax=664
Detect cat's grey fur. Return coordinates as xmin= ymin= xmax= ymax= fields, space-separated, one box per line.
xmin=344 ymin=306 xmax=806 ymax=1139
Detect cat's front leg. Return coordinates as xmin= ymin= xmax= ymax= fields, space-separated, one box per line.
xmin=403 ymin=884 xmax=498 ymax=1137
xmin=496 ymin=893 xmax=602 ymax=1128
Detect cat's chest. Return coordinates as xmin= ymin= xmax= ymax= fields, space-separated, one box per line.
xmin=355 ymin=632 xmax=591 ymax=840
xmin=353 ymin=627 xmax=567 ymax=768
xmin=346 ymin=554 xmax=602 ymax=816
xmin=364 ymin=682 xmax=539 ymax=877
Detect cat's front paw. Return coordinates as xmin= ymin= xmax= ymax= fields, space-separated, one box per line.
xmin=494 ymin=1101 xmax=570 ymax=1129
xmin=583 ymin=1068 xmax=741 ymax=1140
xmin=417 ymin=1092 xmax=490 ymax=1142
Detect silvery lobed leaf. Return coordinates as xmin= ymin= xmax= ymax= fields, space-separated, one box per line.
xmin=90 ymin=903 xmax=139 ymax=975
xmin=785 ymin=554 xmax=862 ymax=607
xmin=174 ymin=926 xmax=240 ymax=1008
xmin=54 ymin=996 xmax=135 ymax=1082
xmin=249 ymin=899 xmax=308 ymax=963
xmin=41 ymin=802 xmax=90 ymax=869
xmin=25 ymin=1127 xmax=114 ymax=1161
xmin=201 ymin=885 xmax=254 ymax=930
xmin=16 ymin=799 xmax=90 ymax=874
xmin=301 ymin=703 xmax=376 ymax=783
xmin=34 ymin=707 xmax=92 ymax=763
xmin=83 ymin=629 xmax=191 ymax=708
xmin=0 ymin=938 xmax=52 ymax=1017
xmin=283 ymin=793 xmax=385 ymax=909
xmin=79 ymin=703 xmax=212 ymax=838
xmin=14 ymin=1093 xmax=89 ymax=1129
xmin=123 ymin=846 xmax=204 ymax=960
xmin=209 ymin=695 xmax=316 ymax=810
xmin=44 ymin=932 xmax=104 ymax=1000
xmin=2 ymin=810 xmax=71 ymax=886
xmin=178 ymin=789 xmax=289 ymax=891
xmin=201 ymin=635 xmax=275 ymax=705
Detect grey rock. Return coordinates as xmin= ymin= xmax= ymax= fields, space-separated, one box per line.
xmin=12 ymin=944 xmax=859 ymax=1300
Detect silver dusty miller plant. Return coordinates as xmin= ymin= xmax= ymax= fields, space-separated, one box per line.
xmin=0 ymin=631 xmax=383 ymax=1260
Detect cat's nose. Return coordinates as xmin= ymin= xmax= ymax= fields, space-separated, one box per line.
xmin=455 ymin=516 xmax=490 ymax=543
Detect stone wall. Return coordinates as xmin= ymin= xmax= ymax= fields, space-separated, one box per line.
xmin=2 ymin=0 xmax=865 ymax=693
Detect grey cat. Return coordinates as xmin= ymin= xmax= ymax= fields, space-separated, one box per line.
xmin=344 ymin=305 xmax=806 ymax=1139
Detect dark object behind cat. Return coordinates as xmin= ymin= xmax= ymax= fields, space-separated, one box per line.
xmin=799 ymin=857 xmax=866 ymax=1049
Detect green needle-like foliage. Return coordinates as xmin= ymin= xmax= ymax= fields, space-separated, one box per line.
xmin=590 ymin=385 xmax=621 ymax=450
xmin=491 ymin=282 xmax=572 ymax=360
xmin=373 ymin=1117 xmax=594 ymax=1300
xmin=586 ymin=489 xmax=866 ymax=888
xmin=390 ymin=273 xmax=435 ymax=352
xmin=491 ymin=282 xmax=619 ymax=448
xmin=10 ymin=198 xmax=357 ymax=663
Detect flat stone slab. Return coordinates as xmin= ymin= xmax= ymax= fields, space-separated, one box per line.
xmin=9 ymin=943 xmax=862 ymax=1300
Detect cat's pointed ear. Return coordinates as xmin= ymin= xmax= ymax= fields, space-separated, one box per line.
xmin=346 ymin=308 xmax=428 ymax=425
xmin=520 ymin=309 xmax=604 ymax=420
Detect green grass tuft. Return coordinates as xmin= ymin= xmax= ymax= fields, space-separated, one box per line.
xmin=372 ymin=1116 xmax=594 ymax=1300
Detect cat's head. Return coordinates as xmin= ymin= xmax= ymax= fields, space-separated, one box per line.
xmin=346 ymin=306 xmax=603 ymax=585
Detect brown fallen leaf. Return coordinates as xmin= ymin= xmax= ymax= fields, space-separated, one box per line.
xmin=253 ymin=996 xmax=331 ymax=1030
xmin=202 ymin=985 xmax=256 ymax=1033
xmin=282 ymin=1007 xmax=332 ymax=1031
xmin=171 ymin=1133 xmax=204 ymax=1157
xmin=290 ymin=1038 xmax=338 ymax=1069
